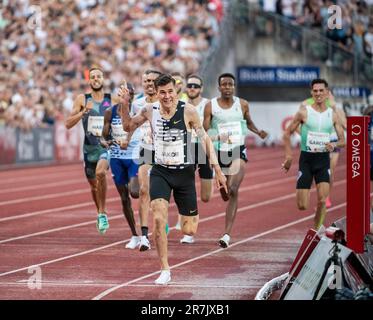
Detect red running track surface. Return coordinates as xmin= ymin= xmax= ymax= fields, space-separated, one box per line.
xmin=0 ymin=147 xmax=346 ymax=300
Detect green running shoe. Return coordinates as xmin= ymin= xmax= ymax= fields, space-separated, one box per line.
xmin=165 ymin=223 xmax=169 ymax=235
xmin=97 ymin=213 xmax=109 ymax=234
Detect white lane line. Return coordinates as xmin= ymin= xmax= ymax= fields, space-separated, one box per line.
xmin=0 ymin=179 xmax=84 ymax=195
xmin=0 ymin=185 xmax=116 ymax=206
xmin=0 ymin=163 xmax=345 ymax=222
xmin=0 ymin=281 xmax=260 ymax=289
xmin=92 ymin=202 xmax=347 ymax=300
xmin=0 ymin=167 xmax=83 ymax=185
xmin=0 ymin=174 xmax=306 ymax=242
xmin=0 ymin=179 xmax=346 ymax=278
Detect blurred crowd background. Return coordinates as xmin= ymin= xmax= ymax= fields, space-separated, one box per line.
xmin=1 ymin=0 xmax=373 ymax=131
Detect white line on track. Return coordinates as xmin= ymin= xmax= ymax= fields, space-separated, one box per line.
xmin=0 ymin=164 xmax=345 ymax=222
xmin=0 ymin=281 xmax=260 ymax=289
xmin=0 ymin=178 xmax=84 ymax=195
xmin=92 ymin=202 xmax=347 ymax=300
xmin=0 ymin=167 xmax=83 ymax=185
xmin=0 ymin=175 xmax=343 ymax=243
xmin=0 ymin=185 xmax=115 ymax=206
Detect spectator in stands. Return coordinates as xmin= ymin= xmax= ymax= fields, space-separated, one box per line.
xmin=363 ymin=22 xmax=373 ymax=59
xmin=1 ymin=0 xmax=221 ymax=130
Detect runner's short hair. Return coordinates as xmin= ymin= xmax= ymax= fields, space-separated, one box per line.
xmin=218 ymin=73 xmax=235 ymax=85
xmin=187 ymin=74 xmax=203 ymax=86
xmin=310 ymin=78 xmax=329 ymax=89
xmin=154 ymin=74 xmax=175 ymax=89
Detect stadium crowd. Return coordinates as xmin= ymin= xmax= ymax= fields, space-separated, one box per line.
xmin=0 ymin=0 xmax=223 ymax=129
xmin=259 ymin=0 xmax=373 ymax=56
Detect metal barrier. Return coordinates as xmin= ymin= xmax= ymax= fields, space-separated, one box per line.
xmin=0 ymin=119 xmax=82 ymax=168
xmin=247 ymin=4 xmax=373 ymax=86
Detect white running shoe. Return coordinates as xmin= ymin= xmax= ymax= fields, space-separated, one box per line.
xmin=219 ymin=234 xmax=230 ymax=248
xmin=155 ymin=270 xmax=171 ymax=285
xmin=180 ymin=235 xmax=194 ymax=244
xmin=139 ymin=236 xmax=151 ymax=251
xmin=125 ymin=236 xmax=141 ymax=249
xmin=175 ymin=221 xmax=181 ymax=230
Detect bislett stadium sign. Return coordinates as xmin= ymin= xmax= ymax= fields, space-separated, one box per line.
xmin=237 ymin=66 xmax=320 ymax=85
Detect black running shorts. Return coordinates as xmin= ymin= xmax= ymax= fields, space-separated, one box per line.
xmin=150 ymin=164 xmax=198 ymax=216
xmin=217 ymin=145 xmax=248 ymax=168
xmin=191 ymin=143 xmax=213 ymax=179
xmin=296 ymin=151 xmax=330 ymax=189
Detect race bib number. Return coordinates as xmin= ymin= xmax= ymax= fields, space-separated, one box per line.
xmin=306 ymin=131 xmax=330 ymax=152
xmin=111 ymin=124 xmax=128 ymax=143
xmin=87 ymin=116 xmax=104 ymax=137
xmin=155 ymin=139 xmax=184 ymax=165
xmin=218 ymin=121 xmax=242 ymax=150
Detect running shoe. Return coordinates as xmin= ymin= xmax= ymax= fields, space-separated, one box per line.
xmin=96 ymin=213 xmax=109 ymax=234
xmin=165 ymin=223 xmax=169 ymax=235
xmin=175 ymin=221 xmax=181 ymax=230
xmin=155 ymin=270 xmax=171 ymax=285
xmin=125 ymin=236 xmax=141 ymax=249
xmin=139 ymin=236 xmax=151 ymax=251
xmin=180 ymin=235 xmax=194 ymax=244
xmin=219 ymin=234 xmax=230 ymax=248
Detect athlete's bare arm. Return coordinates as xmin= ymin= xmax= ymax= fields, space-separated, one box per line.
xmin=118 ymin=87 xmax=150 ymax=132
xmin=282 ymin=106 xmax=306 ymax=172
xmin=325 ymin=111 xmax=346 ymax=152
xmin=186 ymin=105 xmax=227 ymax=193
xmin=241 ymin=99 xmax=268 ymax=139
xmin=203 ymin=100 xmax=212 ymax=130
xmin=102 ymin=108 xmax=112 ymax=141
xmin=65 ymin=94 xmax=90 ymax=129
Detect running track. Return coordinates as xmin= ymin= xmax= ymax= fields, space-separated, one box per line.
xmin=0 ymin=147 xmax=346 ymax=300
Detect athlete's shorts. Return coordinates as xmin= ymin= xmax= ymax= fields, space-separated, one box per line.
xmin=296 ymin=151 xmax=330 ymax=189
xmin=138 ymin=147 xmax=154 ymax=166
xmin=191 ymin=143 xmax=213 ymax=179
xmin=110 ymin=158 xmax=139 ymax=186
xmin=83 ymin=150 xmax=109 ymax=179
xmin=217 ymin=145 xmax=248 ymax=169
xmin=150 ymin=164 xmax=198 ymax=216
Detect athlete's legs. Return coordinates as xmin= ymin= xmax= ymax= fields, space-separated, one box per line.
xmin=87 ymin=178 xmax=99 ymax=211
xmin=95 ymin=158 xmax=109 ymax=213
xmin=180 ymin=214 xmax=199 ymax=235
xmin=296 ymin=189 xmax=311 ymax=210
xmin=129 ymin=177 xmax=140 ymax=199
xmin=115 ymin=184 xmax=138 ymax=236
xmin=314 ymin=182 xmax=329 ymax=230
xmin=223 ymin=159 xmax=246 ymax=235
xmin=327 ymin=152 xmax=339 ymax=207
xmin=200 ymin=178 xmax=213 ymax=202
xmin=151 ymin=198 xmax=169 ymax=270
xmin=138 ymin=164 xmax=151 ymax=230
